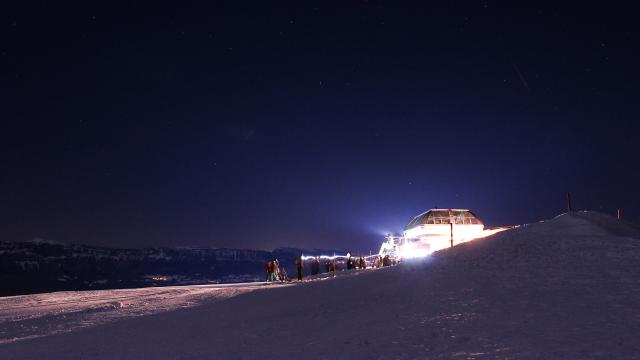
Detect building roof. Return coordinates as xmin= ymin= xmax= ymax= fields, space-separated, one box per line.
xmin=404 ymin=209 xmax=483 ymax=230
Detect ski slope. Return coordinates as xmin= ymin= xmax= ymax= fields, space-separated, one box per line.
xmin=0 ymin=282 xmax=271 ymax=345
xmin=1 ymin=211 xmax=639 ymax=359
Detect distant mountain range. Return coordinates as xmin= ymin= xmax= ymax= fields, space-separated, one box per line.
xmin=0 ymin=240 xmax=344 ymax=296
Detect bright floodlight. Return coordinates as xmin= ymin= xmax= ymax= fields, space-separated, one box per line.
xmin=380 ymin=209 xmax=507 ymax=259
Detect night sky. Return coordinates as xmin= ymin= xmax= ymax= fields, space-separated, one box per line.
xmin=2 ymin=2 xmax=639 ymax=252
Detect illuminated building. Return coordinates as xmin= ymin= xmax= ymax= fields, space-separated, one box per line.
xmin=381 ymin=209 xmax=505 ymax=258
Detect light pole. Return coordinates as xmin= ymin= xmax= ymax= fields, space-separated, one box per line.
xmin=450 ymin=222 xmax=453 ymax=248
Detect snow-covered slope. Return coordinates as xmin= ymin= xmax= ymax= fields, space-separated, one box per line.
xmin=0 ymin=283 xmax=268 ymax=345
xmin=1 ymin=211 xmax=639 ymax=359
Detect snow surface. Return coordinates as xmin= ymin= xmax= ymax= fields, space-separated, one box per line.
xmin=0 ymin=282 xmax=270 ymax=345
xmin=1 ymin=211 xmax=640 ymax=359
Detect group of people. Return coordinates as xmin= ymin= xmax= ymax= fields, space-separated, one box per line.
xmin=265 ymin=256 xmax=305 ymax=283
xmin=309 ymin=257 xmax=321 ymax=275
xmin=266 ymin=254 xmax=394 ymax=283
xmin=265 ymin=258 xmax=289 ymax=282
xmin=346 ymin=256 xmax=367 ymax=270
xmin=371 ymin=254 xmax=394 ymax=267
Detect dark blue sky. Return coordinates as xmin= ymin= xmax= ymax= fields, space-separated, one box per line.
xmin=2 ymin=2 xmax=639 ymax=251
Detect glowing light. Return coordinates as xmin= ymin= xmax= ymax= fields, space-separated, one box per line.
xmin=301 ymin=254 xmax=349 ymax=261
xmin=393 ymin=227 xmax=509 ymax=259
xmin=379 ymin=208 xmax=511 ymax=260
xmin=397 ymin=243 xmax=430 ymax=259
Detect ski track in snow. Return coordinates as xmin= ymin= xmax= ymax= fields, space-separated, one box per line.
xmin=1 ymin=211 xmax=640 ymax=359
xmin=0 ymin=270 xmax=351 ymax=346
xmin=0 ymin=282 xmax=273 ymax=344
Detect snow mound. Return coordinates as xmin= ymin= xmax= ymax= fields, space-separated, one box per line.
xmin=435 ymin=211 xmax=640 ymax=274
xmin=569 ymin=211 xmax=640 ymax=238
xmin=84 ymin=301 xmax=124 ymax=313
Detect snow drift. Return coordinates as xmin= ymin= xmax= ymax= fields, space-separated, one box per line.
xmin=1 ymin=211 xmax=639 ymax=359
